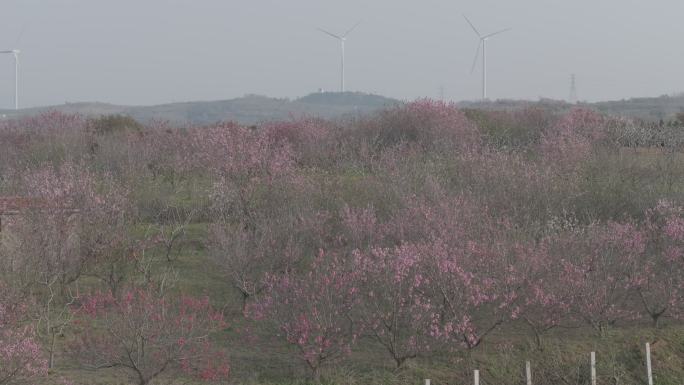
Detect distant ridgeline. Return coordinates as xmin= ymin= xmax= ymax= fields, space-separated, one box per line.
xmin=0 ymin=92 xmax=402 ymax=125
xmin=1 ymin=92 xmax=683 ymax=124
xmin=458 ymin=94 xmax=684 ymax=122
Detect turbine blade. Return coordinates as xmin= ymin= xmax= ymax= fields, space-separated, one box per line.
xmin=463 ymin=15 xmax=481 ymax=37
xmin=14 ymin=22 xmax=30 ymax=46
xmin=470 ymin=40 xmax=482 ymax=74
xmin=343 ymin=21 xmax=361 ymax=38
xmin=483 ymin=28 xmax=512 ymax=39
xmin=317 ymin=28 xmax=342 ymax=40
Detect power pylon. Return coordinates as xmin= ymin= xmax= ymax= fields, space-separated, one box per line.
xmin=569 ymin=74 xmax=578 ymax=104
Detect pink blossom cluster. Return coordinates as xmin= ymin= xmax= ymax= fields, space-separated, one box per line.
xmin=540 ymin=108 xmax=607 ymax=170
xmin=186 ymin=122 xmax=296 ymax=183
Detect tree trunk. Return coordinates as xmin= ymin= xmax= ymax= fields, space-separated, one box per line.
xmin=311 ymin=366 xmax=321 ymax=384
xmin=533 ymin=328 xmax=544 ymax=351
xmin=652 ymin=314 xmax=661 ymax=329
xmin=135 ymin=367 xmax=148 ymax=385
xmin=598 ymin=323 xmax=608 ymax=338
xmin=49 ymin=332 xmax=56 ymax=369
xmin=241 ymin=292 xmax=249 ymax=315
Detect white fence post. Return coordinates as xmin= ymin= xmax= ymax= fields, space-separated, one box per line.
xmin=425 ymin=379 xmax=431 ymax=385
xmin=526 ymin=360 xmax=532 ymax=385
xmin=474 ymin=369 xmax=480 ymax=385
xmin=591 ymin=351 xmax=596 ymax=385
xmin=645 ymin=342 xmax=653 ymax=385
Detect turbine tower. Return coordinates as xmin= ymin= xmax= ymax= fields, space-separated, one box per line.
xmin=317 ymin=22 xmax=360 ymax=93
xmin=464 ymin=15 xmax=511 ymax=101
xmin=0 ymin=49 xmax=20 ymax=110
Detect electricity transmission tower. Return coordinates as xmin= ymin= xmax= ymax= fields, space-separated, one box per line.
xmin=569 ymin=74 xmax=578 ymax=104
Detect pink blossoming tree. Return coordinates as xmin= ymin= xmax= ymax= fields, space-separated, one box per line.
xmin=248 ymin=251 xmax=360 ymax=382
xmin=70 ymin=286 xmax=229 ymax=385
xmin=635 ymin=201 xmax=684 ymax=326
xmin=354 ymin=244 xmax=437 ymax=367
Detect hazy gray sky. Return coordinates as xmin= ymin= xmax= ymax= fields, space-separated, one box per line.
xmin=2 ymin=0 xmax=684 ymax=108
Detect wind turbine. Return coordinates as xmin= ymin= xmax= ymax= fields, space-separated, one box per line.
xmin=464 ymin=15 xmax=511 ymax=101
xmin=317 ymin=22 xmax=360 ymax=93
xmin=0 ymin=49 xmax=20 ymax=110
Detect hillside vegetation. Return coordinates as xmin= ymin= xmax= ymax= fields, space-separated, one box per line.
xmin=1 ymin=103 xmax=684 ymax=385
